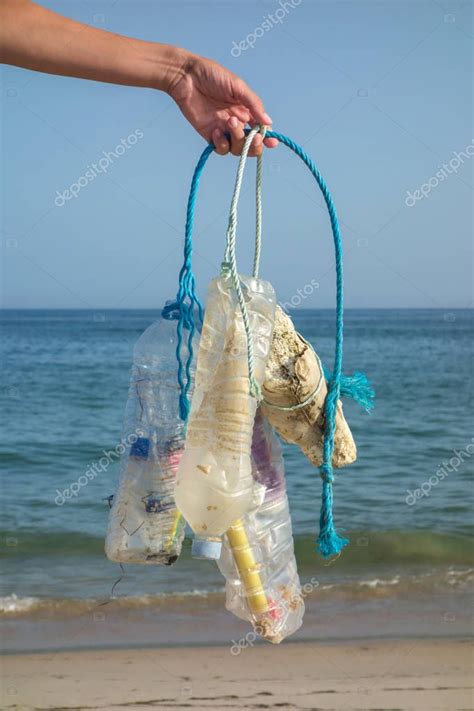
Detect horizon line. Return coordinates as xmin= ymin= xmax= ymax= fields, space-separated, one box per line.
xmin=1 ymin=306 xmax=472 ymax=312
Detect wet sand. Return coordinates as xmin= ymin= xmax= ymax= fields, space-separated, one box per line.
xmin=1 ymin=638 xmax=472 ymax=710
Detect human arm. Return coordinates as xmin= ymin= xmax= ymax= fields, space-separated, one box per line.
xmin=0 ymin=0 xmax=277 ymax=155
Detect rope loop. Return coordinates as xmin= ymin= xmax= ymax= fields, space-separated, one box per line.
xmin=174 ymin=126 xmax=357 ymax=558
xmin=262 ymin=346 xmax=325 ymax=412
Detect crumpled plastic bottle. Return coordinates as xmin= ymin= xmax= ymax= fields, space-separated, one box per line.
xmin=105 ymin=304 xmax=187 ymax=566
xmin=175 ymin=274 xmax=276 ymax=560
xmin=218 ymin=410 xmax=305 ymax=643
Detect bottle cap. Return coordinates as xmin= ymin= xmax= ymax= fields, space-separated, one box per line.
xmin=191 ymin=537 xmax=222 ymax=560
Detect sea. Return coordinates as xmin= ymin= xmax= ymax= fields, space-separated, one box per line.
xmin=1 ymin=308 xmax=473 ymax=651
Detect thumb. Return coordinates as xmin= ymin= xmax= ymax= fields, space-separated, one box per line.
xmin=232 ymin=78 xmax=272 ymax=126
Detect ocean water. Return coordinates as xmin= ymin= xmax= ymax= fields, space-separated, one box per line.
xmin=1 ymin=308 xmax=473 ymax=646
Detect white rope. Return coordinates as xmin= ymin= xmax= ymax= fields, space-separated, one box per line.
xmin=253 ymin=150 xmax=264 ymax=278
xmin=222 ymin=125 xmax=267 ymax=398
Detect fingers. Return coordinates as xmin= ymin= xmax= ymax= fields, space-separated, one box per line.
xmin=233 ymin=78 xmax=272 ymax=127
xmin=228 ymin=117 xmax=268 ymax=157
xmin=264 ymin=137 xmax=279 ymax=149
xmin=230 ymin=105 xmax=251 ymax=124
xmin=212 ymin=128 xmax=230 ymax=156
xmin=248 ymin=132 xmax=263 ymax=157
xmin=213 ymin=118 xmax=277 ymax=157
xmin=228 ymin=116 xmax=245 ymax=156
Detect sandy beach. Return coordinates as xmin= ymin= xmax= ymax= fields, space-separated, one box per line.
xmin=1 ymin=638 xmax=472 ymax=710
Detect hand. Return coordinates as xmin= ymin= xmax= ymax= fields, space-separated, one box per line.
xmin=167 ymin=52 xmax=278 ymax=157
xmin=0 ymin=2 xmax=276 ymax=157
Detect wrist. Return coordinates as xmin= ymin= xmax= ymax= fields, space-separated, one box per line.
xmin=150 ymin=44 xmax=194 ymax=95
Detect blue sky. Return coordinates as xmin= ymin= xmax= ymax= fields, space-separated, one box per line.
xmin=1 ymin=0 xmax=472 ymax=309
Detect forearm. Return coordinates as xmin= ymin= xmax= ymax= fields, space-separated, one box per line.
xmin=0 ymin=0 xmax=189 ymax=92
xmin=0 ymin=0 xmax=274 ymax=154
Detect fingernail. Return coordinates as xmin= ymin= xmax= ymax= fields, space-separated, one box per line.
xmin=263 ymin=113 xmax=272 ymax=124
xmin=229 ymin=116 xmax=239 ymax=128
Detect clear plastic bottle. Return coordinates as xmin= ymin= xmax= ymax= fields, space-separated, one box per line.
xmin=175 ymin=274 xmax=276 ymax=559
xmin=105 ymin=303 xmax=187 ymax=566
xmin=218 ymin=410 xmax=304 ymax=643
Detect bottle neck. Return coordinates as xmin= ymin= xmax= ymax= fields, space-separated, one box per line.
xmin=191 ymin=535 xmax=222 ymax=560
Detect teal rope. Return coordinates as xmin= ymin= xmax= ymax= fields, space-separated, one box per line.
xmin=267 ymin=131 xmax=347 ymax=558
xmin=175 ymin=145 xmax=212 ymax=420
xmin=175 ymin=128 xmax=364 ymax=558
xmin=324 ymin=369 xmax=375 ymax=413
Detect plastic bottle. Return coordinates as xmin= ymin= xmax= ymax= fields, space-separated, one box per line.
xmin=105 ymin=303 xmax=187 ymax=566
xmin=218 ymin=410 xmax=305 ymax=643
xmin=175 ymin=274 xmax=276 ymax=559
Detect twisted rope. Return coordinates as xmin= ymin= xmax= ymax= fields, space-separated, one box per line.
xmin=175 ymin=127 xmax=349 ymax=557
xmin=175 ymin=145 xmax=212 ymax=420
xmin=259 ymin=131 xmax=346 ymax=556
xmin=222 ymin=125 xmax=267 ymax=399
xmin=254 ymin=151 xmax=263 ymax=278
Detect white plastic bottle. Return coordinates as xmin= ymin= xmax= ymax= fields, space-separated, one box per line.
xmin=218 ymin=410 xmax=305 ymax=643
xmin=175 ymin=274 xmax=276 ymax=559
xmin=105 ymin=303 xmax=188 ymax=566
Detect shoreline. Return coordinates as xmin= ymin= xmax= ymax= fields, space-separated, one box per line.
xmin=2 ymin=569 xmax=472 ymax=654
xmin=2 ymin=637 xmax=472 ymax=710
xmin=3 ymin=588 xmax=471 ymax=654
xmin=3 ymin=631 xmax=473 ymax=657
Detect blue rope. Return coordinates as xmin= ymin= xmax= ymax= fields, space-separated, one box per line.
xmin=324 ymin=369 xmax=375 ymax=413
xmin=175 ymin=145 xmax=211 ymax=420
xmin=174 ymin=128 xmax=371 ymax=558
